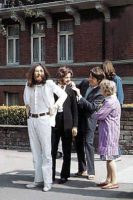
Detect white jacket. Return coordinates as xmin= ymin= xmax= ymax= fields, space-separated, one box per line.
xmin=23 ymin=80 xmax=67 ymax=127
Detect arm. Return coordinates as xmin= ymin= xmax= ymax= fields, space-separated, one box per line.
xmin=23 ymin=83 xmax=30 ymax=117
xmin=71 ymin=89 xmax=78 ymax=127
xmin=115 ymin=77 xmax=124 ymax=105
xmin=49 ymin=80 xmax=67 ymax=109
xmin=79 ymin=94 xmax=104 ymax=113
xmin=94 ymin=101 xmax=113 ymax=120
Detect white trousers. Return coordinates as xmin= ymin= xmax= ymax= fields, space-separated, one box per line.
xmin=27 ymin=115 xmax=52 ymax=185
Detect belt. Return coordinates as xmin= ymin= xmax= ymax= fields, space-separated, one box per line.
xmin=29 ymin=112 xmax=50 ymax=118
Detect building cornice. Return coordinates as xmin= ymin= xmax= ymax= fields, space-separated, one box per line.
xmin=0 ymin=0 xmax=133 ymax=17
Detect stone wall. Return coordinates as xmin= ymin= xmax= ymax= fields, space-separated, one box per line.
xmin=0 ymin=107 xmax=133 ymax=154
xmin=120 ymin=107 xmax=133 ymax=154
xmin=94 ymin=107 xmax=133 ymax=155
xmin=0 ymin=125 xmax=30 ymax=151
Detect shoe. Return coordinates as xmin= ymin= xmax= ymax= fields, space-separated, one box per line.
xmin=88 ymin=175 xmax=95 ymax=180
xmin=58 ymin=178 xmax=68 ymax=184
xmin=26 ymin=182 xmax=43 ymax=189
xmin=102 ymin=183 xmax=119 ymax=189
xmin=74 ymin=170 xmax=88 ymax=177
xmin=97 ymin=181 xmax=109 ymax=187
xmin=115 ymin=157 xmax=122 ymax=162
xmin=43 ymin=184 xmax=52 ymax=192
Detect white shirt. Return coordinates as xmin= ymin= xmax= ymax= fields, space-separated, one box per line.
xmin=57 ymin=85 xmax=66 ymax=113
xmin=30 ymin=84 xmax=49 ymax=114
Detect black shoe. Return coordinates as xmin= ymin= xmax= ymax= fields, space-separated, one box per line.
xmin=58 ymin=178 xmax=68 ymax=184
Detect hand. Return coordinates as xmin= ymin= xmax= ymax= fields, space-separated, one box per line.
xmin=26 ymin=105 xmax=30 ymax=117
xmin=72 ymin=127 xmax=77 ymax=137
xmin=49 ymin=106 xmax=57 ymax=116
xmin=71 ymin=87 xmax=81 ymax=96
xmin=69 ymin=81 xmax=76 ymax=88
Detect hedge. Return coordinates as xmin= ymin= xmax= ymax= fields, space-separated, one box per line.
xmin=0 ymin=106 xmax=27 ymax=125
xmin=0 ymin=104 xmax=133 ymax=125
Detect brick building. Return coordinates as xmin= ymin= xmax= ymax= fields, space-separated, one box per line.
xmin=0 ymin=0 xmax=133 ymax=105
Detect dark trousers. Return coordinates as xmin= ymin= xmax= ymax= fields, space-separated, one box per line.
xmin=85 ymin=130 xmax=95 ymax=175
xmin=52 ymin=112 xmax=72 ymax=180
xmin=75 ymin=131 xmax=86 ymax=173
xmin=75 ymin=129 xmax=95 ymax=175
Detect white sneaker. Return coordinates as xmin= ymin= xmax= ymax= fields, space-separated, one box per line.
xmin=26 ymin=182 xmax=43 ymax=189
xmin=43 ymin=184 xmax=52 ymax=192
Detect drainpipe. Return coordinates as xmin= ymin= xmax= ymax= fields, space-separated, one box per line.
xmin=95 ymin=2 xmax=110 ymax=61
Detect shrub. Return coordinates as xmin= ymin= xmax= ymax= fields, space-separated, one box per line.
xmin=0 ymin=106 xmax=27 ymax=125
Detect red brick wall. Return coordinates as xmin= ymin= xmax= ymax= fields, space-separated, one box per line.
xmin=20 ymin=27 xmax=31 ymax=65
xmin=0 ymin=67 xmax=29 ymax=79
xmin=74 ymin=18 xmax=102 ymax=62
xmin=105 ymin=6 xmax=133 ymax=60
xmin=45 ymin=24 xmax=57 ymax=63
xmin=0 ymin=6 xmax=133 ymax=104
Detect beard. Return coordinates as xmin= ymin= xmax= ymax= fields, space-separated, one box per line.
xmin=34 ymin=75 xmax=45 ymax=84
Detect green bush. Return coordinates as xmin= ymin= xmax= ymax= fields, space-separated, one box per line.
xmin=0 ymin=106 xmax=27 ymax=125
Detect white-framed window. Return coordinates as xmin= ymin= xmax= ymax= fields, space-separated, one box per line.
xmin=31 ymin=22 xmax=45 ymax=63
xmin=7 ymin=25 xmax=19 ymax=64
xmin=5 ymin=92 xmax=19 ymax=106
xmin=58 ymin=20 xmax=74 ymax=63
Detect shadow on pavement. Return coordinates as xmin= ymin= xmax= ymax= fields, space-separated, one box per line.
xmin=0 ymin=170 xmax=132 ymax=199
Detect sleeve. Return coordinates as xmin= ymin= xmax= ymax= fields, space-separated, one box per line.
xmin=94 ymin=101 xmax=113 ymax=120
xmin=23 ymin=82 xmax=30 ymax=116
xmin=78 ymin=94 xmax=104 ymax=113
xmin=115 ymin=77 xmax=124 ymax=105
xmin=71 ymin=89 xmax=78 ymax=127
xmin=48 ymin=80 xmax=67 ymax=109
xmin=23 ymin=82 xmax=29 ymax=106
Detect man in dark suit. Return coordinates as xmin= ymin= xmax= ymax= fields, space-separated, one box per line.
xmin=72 ymin=66 xmax=105 ymax=179
xmin=52 ymin=66 xmax=78 ymax=184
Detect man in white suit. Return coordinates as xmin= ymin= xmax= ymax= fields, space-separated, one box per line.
xmin=23 ymin=63 xmax=67 ymax=192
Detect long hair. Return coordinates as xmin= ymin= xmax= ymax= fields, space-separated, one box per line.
xmin=102 ymin=60 xmax=116 ymax=80
xmin=26 ymin=63 xmax=50 ymax=87
xmin=56 ymin=66 xmax=73 ymax=84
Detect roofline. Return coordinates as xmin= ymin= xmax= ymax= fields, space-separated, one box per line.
xmin=0 ymin=0 xmax=133 ymax=16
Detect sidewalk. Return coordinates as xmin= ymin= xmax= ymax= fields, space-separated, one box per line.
xmin=0 ymin=149 xmax=132 ymax=200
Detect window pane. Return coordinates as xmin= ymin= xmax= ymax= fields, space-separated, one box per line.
xmin=8 ymin=26 xmax=19 ymax=36
xmin=60 ymin=21 xmax=73 ymax=32
xmin=8 ymin=39 xmax=14 ymax=63
xmin=41 ymin=37 xmax=45 ymax=61
xmin=15 ymin=39 xmax=19 ymax=62
xmin=5 ymin=93 xmax=19 ymax=106
xmin=68 ymin=35 xmax=73 ymax=60
xmin=60 ymin=35 xmax=66 ymax=60
xmin=33 ymin=38 xmax=39 ymax=62
xmin=33 ymin=23 xmax=45 ymax=34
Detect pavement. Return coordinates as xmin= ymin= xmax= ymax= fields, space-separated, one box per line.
xmin=0 ymin=149 xmax=133 ymax=200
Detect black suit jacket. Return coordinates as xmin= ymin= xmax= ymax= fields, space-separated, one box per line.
xmin=55 ymin=85 xmax=78 ymax=131
xmin=77 ymin=79 xmax=104 ymax=132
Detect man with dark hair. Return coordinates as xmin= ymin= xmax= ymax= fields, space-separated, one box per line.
xmin=23 ymin=64 xmax=67 ymax=192
xmin=52 ymin=66 xmax=78 ymax=184
xmin=72 ymin=66 xmax=105 ymax=180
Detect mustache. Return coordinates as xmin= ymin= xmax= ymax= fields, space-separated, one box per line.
xmin=36 ymin=74 xmax=44 ymax=77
